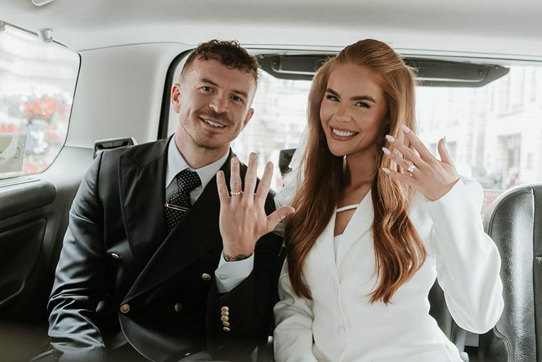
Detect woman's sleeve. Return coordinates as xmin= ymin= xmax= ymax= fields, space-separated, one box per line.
xmin=425 ymin=178 xmax=504 ymax=334
xmin=273 ymin=261 xmax=317 ymax=362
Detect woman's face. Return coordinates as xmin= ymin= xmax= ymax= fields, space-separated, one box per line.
xmin=320 ymin=62 xmax=388 ymax=158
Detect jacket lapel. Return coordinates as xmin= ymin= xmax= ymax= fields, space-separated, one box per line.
xmin=123 ymin=151 xmax=235 ymax=302
xmin=335 ymin=191 xmax=373 ymax=268
xmin=313 ymin=191 xmax=374 ymax=281
xmin=119 ymin=138 xmax=169 ymax=264
xmin=314 ymin=212 xmax=340 ymax=282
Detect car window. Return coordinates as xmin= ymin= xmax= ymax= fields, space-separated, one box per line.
xmin=0 ymin=23 xmax=79 ymax=179
xmin=167 ymin=56 xmax=542 ymax=217
xmin=416 ymin=65 xmax=541 ymax=214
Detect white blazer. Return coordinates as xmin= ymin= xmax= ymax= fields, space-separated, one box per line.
xmin=273 ymin=179 xmax=504 ymax=362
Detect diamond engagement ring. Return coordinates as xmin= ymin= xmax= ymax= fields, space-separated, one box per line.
xmin=407 ymin=163 xmax=416 ymax=173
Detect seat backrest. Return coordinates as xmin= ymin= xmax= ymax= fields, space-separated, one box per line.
xmin=428 ymin=281 xmax=469 ymax=361
xmin=478 ymin=183 xmax=542 ymax=362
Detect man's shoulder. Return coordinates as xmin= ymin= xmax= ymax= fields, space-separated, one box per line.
xmin=100 ymin=137 xmax=169 ymax=166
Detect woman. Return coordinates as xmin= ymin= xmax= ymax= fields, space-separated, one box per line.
xmin=273 ymin=39 xmax=504 ymax=362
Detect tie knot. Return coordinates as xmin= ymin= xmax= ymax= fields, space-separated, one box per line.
xmin=176 ymin=169 xmax=201 ymax=194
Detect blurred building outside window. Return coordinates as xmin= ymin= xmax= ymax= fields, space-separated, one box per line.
xmin=0 ymin=22 xmax=79 ymax=179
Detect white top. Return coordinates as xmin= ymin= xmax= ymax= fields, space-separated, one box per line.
xmin=274 ymin=179 xmax=504 ymax=362
xmin=336 ymin=204 xmax=359 ymax=213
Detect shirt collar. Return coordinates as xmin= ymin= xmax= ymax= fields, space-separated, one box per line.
xmin=165 ymin=136 xmax=230 ymax=190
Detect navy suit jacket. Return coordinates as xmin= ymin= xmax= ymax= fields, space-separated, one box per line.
xmin=47 ymin=137 xmax=284 ymax=362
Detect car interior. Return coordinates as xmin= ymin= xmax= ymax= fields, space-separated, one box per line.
xmin=0 ymin=0 xmax=541 ymax=361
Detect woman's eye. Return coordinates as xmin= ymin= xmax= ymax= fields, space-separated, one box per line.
xmin=325 ymin=94 xmax=339 ymax=102
xmin=355 ymin=102 xmax=370 ymax=108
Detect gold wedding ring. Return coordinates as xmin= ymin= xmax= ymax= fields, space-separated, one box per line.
xmin=230 ymin=191 xmax=242 ymax=196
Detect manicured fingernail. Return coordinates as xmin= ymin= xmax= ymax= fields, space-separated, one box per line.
xmin=443 ymin=135 xmax=447 ymax=144
xmin=382 ymin=147 xmax=391 ymax=155
xmin=402 ymin=125 xmax=410 ymax=133
xmin=382 ymin=167 xmax=391 ymax=174
xmin=385 ymin=135 xmax=395 ymax=143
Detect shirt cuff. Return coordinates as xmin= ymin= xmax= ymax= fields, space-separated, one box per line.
xmin=215 ymin=252 xmax=255 ymax=293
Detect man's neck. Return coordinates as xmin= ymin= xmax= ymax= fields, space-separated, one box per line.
xmin=174 ymin=133 xmax=228 ymax=169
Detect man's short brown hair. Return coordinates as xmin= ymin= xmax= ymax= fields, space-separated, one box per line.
xmin=181 ymin=39 xmax=259 ymax=84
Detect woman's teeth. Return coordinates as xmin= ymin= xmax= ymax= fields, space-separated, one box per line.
xmin=332 ymin=128 xmax=356 ymax=137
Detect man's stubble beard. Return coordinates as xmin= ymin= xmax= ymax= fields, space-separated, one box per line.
xmin=177 ymin=111 xmax=241 ymax=153
xmin=184 ymin=124 xmax=234 ymax=152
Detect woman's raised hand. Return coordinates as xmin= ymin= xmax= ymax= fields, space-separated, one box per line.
xmin=216 ymin=153 xmax=295 ymax=261
xmin=382 ymin=125 xmax=459 ymax=201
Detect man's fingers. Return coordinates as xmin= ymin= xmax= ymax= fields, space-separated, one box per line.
xmin=216 ymin=171 xmax=230 ymax=202
xmin=244 ymin=152 xmax=258 ymax=195
xmin=229 ymin=157 xmax=242 ymax=200
xmin=266 ymin=206 xmax=296 ymax=231
xmin=255 ymin=161 xmax=273 ymax=205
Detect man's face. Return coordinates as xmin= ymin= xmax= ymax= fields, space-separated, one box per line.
xmin=171 ymin=58 xmax=256 ymax=155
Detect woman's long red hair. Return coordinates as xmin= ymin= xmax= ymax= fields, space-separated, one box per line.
xmin=284 ymin=39 xmax=426 ymax=304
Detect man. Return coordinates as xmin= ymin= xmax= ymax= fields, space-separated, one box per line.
xmin=47 ymin=40 xmax=293 ymax=362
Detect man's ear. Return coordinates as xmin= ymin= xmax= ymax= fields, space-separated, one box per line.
xmin=242 ymin=108 xmax=255 ymax=129
xmin=171 ymin=83 xmax=181 ymax=113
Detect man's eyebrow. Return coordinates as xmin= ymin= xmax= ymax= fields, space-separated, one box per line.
xmin=201 ymin=78 xmax=219 ymax=87
xmin=201 ymin=78 xmax=248 ymax=99
xmin=231 ymin=89 xmax=248 ymax=99
xmin=326 ymin=88 xmax=377 ymax=103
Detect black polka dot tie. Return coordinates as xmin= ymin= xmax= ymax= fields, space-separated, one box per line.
xmin=164 ymin=169 xmax=201 ymax=232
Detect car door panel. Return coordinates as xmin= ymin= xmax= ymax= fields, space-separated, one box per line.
xmin=0 ymin=146 xmax=93 ymax=360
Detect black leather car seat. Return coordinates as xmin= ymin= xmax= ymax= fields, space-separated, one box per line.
xmin=478 ymin=183 xmax=542 ymax=362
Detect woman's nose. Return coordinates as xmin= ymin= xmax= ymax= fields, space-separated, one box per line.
xmin=333 ymin=106 xmax=351 ymax=122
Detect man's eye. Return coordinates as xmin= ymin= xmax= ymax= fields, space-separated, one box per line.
xmin=201 ymin=86 xmax=213 ymax=92
xmin=231 ymin=95 xmax=245 ymax=104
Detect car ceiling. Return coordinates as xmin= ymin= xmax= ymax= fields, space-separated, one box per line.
xmin=1 ymin=0 xmax=542 ymax=60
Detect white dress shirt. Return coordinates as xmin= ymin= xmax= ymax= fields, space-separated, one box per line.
xmin=165 ymin=137 xmax=254 ymax=293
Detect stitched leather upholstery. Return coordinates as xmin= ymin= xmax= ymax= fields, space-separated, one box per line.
xmin=479 ymin=183 xmax=542 ymax=362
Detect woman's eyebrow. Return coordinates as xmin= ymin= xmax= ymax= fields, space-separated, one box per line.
xmin=351 ymin=95 xmax=376 ymax=103
xmin=326 ymin=88 xmax=376 ymax=103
